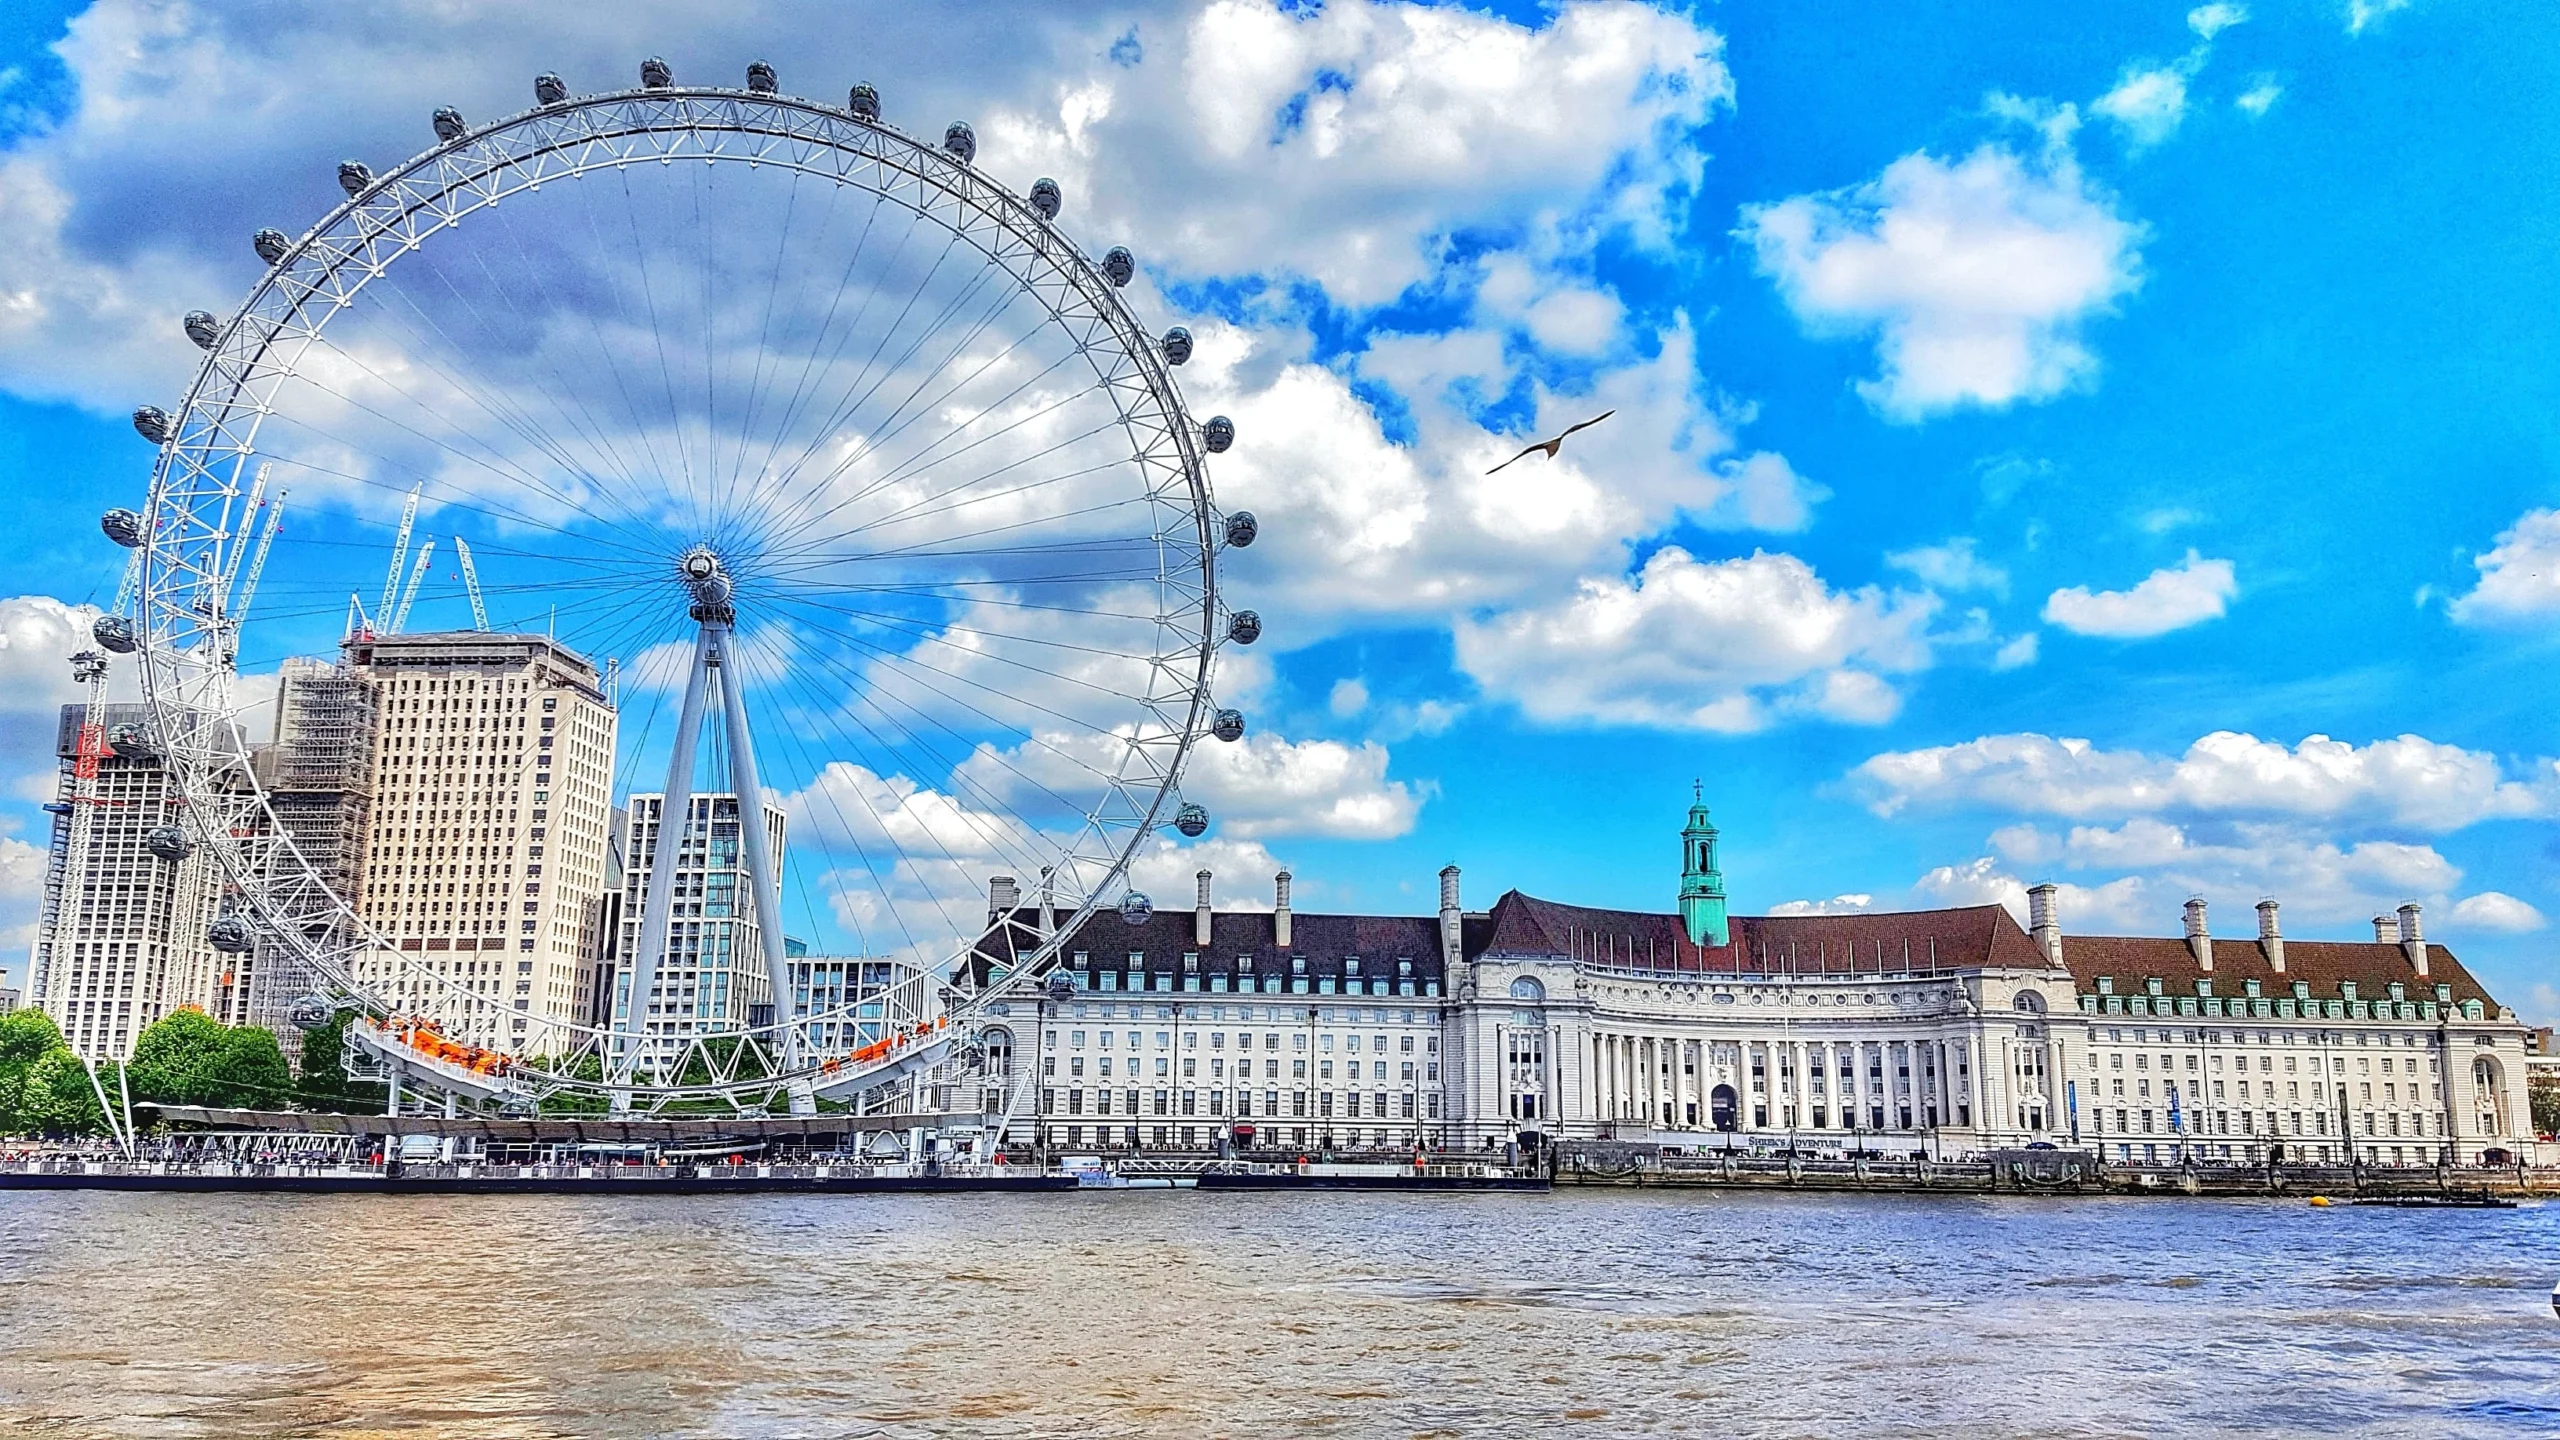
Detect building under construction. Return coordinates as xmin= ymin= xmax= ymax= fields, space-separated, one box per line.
xmin=237 ymin=656 xmax=382 ymax=1038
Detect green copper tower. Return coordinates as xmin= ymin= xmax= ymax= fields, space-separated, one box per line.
xmin=1678 ymin=782 xmax=1729 ymax=948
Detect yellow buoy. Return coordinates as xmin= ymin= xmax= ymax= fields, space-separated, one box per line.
xmin=2308 ymin=1195 xmax=2331 ymax=1207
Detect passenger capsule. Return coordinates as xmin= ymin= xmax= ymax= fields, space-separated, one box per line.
xmin=132 ymin=406 xmax=171 ymax=445
xmin=1029 ymin=177 xmax=1061 ymax=220
xmin=1203 ymin=415 xmax=1235 ymax=453
xmin=746 ymin=61 xmax=777 ymax=94
xmin=848 ymin=83 xmax=880 ymax=121
xmin=183 ymin=311 xmax=221 ymax=350
xmin=1118 ymin=891 xmax=1154 ymax=925
xmin=1161 ymin=326 xmax=1193 ymax=366
xmin=1211 ymin=708 xmax=1245 ymax=743
xmin=1174 ymin=803 xmax=1209 ymax=838
xmin=101 ymin=508 xmax=145 ymax=548
xmin=336 ymin=160 xmax=372 ymax=198
xmin=69 ymin=652 xmax=107 ymax=684
xmin=1102 ymin=246 xmax=1135 ymax=287
xmin=1044 ymin=968 xmax=1078 ymax=999
xmin=534 ymin=72 xmax=569 ymax=106
xmin=217 ymin=919 xmax=265 ymax=958
xmin=640 ymin=56 xmax=673 ymax=89
xmin=252 ymin=228 xmax=290 ymax=265
xmin=1223 ymin=511 xmax=1257 ymax=548
xmin=92 ymin=614 xmax=137 ymax=654
xmin=107 ymin=722 xmax=154 ymax=760
xmin=1227 ymin=610 xmax=1262 ymax=645
xmin=943 ymin=121 xmax=977 ymax=163
xmin=431 ymin=106 xmax=465 ymax=142
xmin=146 ymin=824 xmax=193 ymax=862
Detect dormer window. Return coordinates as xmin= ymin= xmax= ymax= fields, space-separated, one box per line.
xmin=1182 ymin=951 xmax=1199 ymax=973
xmin=1397 ymin=958 xmax=1413 ymax=977
xmin=1345 ymin=957 xmax=1362 ymax=978
xmin=1290 ymin=955 xmax=1307 ymax=976
xmin=1238 ymin=955 xmax=1255 ymax=972
xmin=2244 ymin=979 xmax=2261 ymax=998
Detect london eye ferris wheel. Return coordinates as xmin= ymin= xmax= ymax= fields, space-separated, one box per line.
xmin=100 ymin=58 xmax=1260 ymax=1115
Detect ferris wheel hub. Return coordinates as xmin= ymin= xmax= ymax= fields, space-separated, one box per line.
xmin=678 ymin=543 xmax=736 ymax=623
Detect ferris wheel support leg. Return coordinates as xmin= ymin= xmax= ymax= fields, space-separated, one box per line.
xmin=615 ymin=625 xmax=716 ymax=1102
xmin=712 ymin=625 xmax=810 ymax=1113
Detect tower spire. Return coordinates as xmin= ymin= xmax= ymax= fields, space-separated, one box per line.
xmin=1679 ymin=787 xmax=1729 ymax=949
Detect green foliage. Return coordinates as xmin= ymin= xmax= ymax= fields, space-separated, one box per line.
xmin=0 ymin=1008 xmax=69 ymax=1128
xmin=295 ymin=1009 xmax=386 ymax=1114
xmin=20 ymin=1051 xmax=109 ymax=1137
xmin=2530 ymin=1076 xmax=2559 ymax=1138
xmin=127 ymin=1009 xmax=297 ymax=1109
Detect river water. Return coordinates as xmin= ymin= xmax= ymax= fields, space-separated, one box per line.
xmin=1 ymin=1188 xmax=2555 ymax=1437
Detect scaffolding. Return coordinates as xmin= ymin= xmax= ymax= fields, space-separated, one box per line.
xmin=245 ymin=657 xmax=381 ymax=1037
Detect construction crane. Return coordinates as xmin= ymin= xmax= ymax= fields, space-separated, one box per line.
xmin=236 ymin=488 xmax=285 ymax=622
xmin=453 ymin=536 xmax=489 ymax=631
xmin=390 ymin=535 xmax=434 ymax=633
xmin=214 ymin=462 xmax=272 ymax=621
xmin=378 ymin=485 xmax=421 ymax=624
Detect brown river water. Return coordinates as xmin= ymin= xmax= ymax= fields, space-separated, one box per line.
xmin=1 ymin=1188 xmax=2555 ymax=1437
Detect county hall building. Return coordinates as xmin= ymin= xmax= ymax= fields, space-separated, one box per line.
xmin=979 ymin=793 xmax=2539 ymax=1168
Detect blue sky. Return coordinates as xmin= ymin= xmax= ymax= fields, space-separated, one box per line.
xmin=0 ymin=0 xmax=2554 ymax=1017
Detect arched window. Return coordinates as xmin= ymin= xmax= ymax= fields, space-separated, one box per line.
xmin=1509 ymin=976 xmax=1546 ymax=1003
xmin=2013 ymin=990 xmax=2045 ymax=1014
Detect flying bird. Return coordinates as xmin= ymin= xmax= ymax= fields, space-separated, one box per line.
xmin=1485 ymin=410 xmax=1615 ymax=475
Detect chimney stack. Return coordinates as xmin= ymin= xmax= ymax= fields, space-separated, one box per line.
xmin=1439 ymin=864 xmax=1463 ymax=971
xmin=1195 ymin=868 xmax=1214 ymax=946
xmin=1274 ymin=868 xmax=1293 ymax=949
xmin=2373 ymin=914 xmax=2398 ymax=944
xmin=2255 ymin=898 xmax=2285 ymax=973
xmin=2183 ymin=896 xmax=2212 ymax=972
xmin=2397 ymin=901 xmax=2429 ymax=978
xmin=2027 ymin=882 xmax=2062 ymax=966
xmin=989 ymin=874 xmax=1019 ymax=924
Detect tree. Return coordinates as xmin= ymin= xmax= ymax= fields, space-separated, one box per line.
xmin=128 ymin=1008 xmax=297 ymax=1110
xmin=2530 ymin=1076 xmax=2559 ymax=1139
xmin=0 ymin=1009 xmax=69 ymax=1132
xmin=18 ymin=1051 xmax=109 ymax=1137
xmin=296 ymin=1010 xmax=385 ymax=1113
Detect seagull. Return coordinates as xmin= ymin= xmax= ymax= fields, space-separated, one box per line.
xmin=1485 ymin=410 xmax=1615 ymax=475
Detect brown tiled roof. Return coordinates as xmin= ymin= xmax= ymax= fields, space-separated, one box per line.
xmin=1477 ymin=890 xmax=2049 ymax=974
xmin=2060 ymin=935 xmax=2504 ymax=1011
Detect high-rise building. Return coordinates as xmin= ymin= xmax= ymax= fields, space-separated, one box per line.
xmin=346 ymin=631 xmax=616 ymax=1053
xmin=612 ymin=792 xmax=788 ymax=1053
xmin=29 ymin=703 xmax=225 ymax=1060
xmin=230 ymin=656 xmax=381 ymax=1038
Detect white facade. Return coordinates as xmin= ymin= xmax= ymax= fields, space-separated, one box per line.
xmin=347 ymin=632 xmax=617 ymax=1052
xmin=29 ymin=703 xmax=225 ymax=1060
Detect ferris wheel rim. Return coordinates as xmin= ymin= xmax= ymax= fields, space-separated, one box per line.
xmin=129 ymin=75 xmax=1228 ymax=1108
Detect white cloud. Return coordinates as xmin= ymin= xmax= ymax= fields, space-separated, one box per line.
xmin=961 ymin=725 xmax=1423 ymax=842
xmin=1327 ymin=678 xmax=1370 ymax=718
xmin=1522 ymin=287 xmax=1626 ymax=354
xmin=2041 ymin=550 xmax=2235 ymax=637
xmin=1768 ymin=893 xmax=1873 ymax=917
xmin=2094 ymin=65 xmax=2189 ymax=148
xmin=0 ymin=834 xmax=46 ymax=978
xmin=1854 ymin=729 xmax=2560 ymax=832
xmin=2188 ymin=4 xmax=2249 ymax=40
xmin=1740 ymin=130 xmax=2142 ymax=420
xmin=1201 ymin=315 xmax=1819 ymax=636
xmin=1992 ymin=632 xmax=2039 ymax=670
xmin=2450 ymin=891 xmax=2546 ymax=934
xmin=2235 ymin=79 xmax=2283 ymax=116
xmin=2347 ymin=0 xmax=2412 ymax=36
xmin=1887 ymin=536 xmax=2007 ymax=594
xmin=1452 ymin=545 xmax=1936 ymax=732
xmin=2448 ymin=508 xmax=2560 ymax=624
xmin=1915 ymin=857 xmax=2150 ymax=931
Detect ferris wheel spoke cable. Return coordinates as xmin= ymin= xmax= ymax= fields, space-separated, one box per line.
xmin=750 ymin=364 xmax=1127 ymax=564
xmin=762 ymin=616 xmax=1123 ymax=817
xmin=774 ymin=447 xmax=1141 ymax=568
xmin=762 ymin=658 xmax=1050 ymax=931
xmin=735 ymin=232 xmax=999 ymax=533
xmin=393 ymin=207 xmax=663 ymax=507
xmin=243 ymin=435 xmax=669 ymax=567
